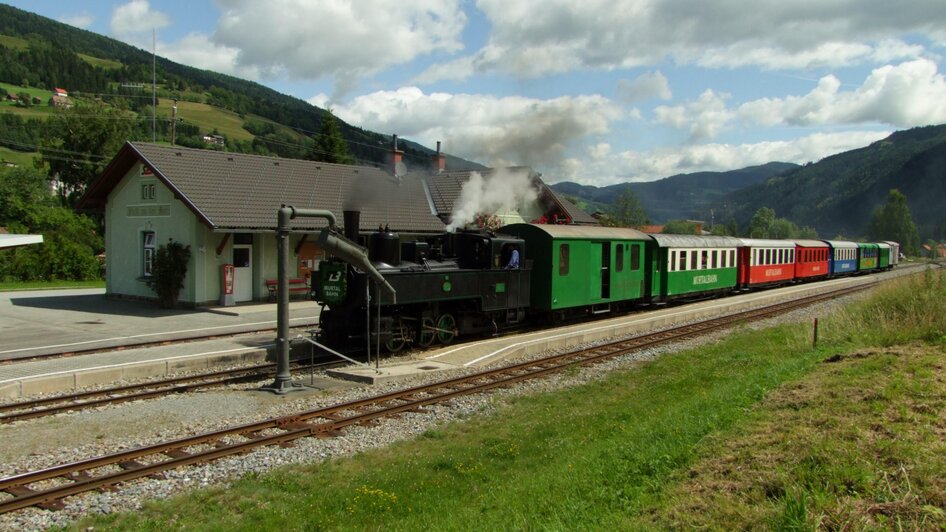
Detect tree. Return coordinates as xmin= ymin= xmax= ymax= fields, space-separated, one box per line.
xmin=309 ymin=110 xmax=354 ymax=165
xmin=662 ymin=220 xmax=698 ymax=234
xmin=748 ymin=207 xmax=776 ymax=238
xmin=0 ymin=166 xmax=103 ymax=281
xmin=40 ymin=100 xmax=135 ymax=203
xmin=868 ymin=189 xmax=920 ymax=255
xmin=609 ymin=186 xmax=650 ymax=227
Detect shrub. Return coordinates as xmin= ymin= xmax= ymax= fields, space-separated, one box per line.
xmin=146 ymin=239 xmax=191 ymax=308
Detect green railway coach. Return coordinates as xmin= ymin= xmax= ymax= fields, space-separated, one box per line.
xmin=499 ymin=224 xmax=651 ymax=313
xmin=647 ymin=234 xmax=743 ymax=300
xmin=877 ymin=242 xmax=891 ymax=269
xmin=857 ymin=243 xmax=879 ymax=271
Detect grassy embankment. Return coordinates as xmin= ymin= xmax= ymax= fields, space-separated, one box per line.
xmin=62 ymin=270 xmax=946 ymax=530
xmin=0 ymin=280 xmax=104 ymax=291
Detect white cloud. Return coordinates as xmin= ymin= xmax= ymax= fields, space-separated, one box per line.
xmin=656 ymin=60 xmax=946 ymax=139
xmin=418 ymin=0 xmax=943 ymax=82
xmin=331 ymin=87 xmax=623 ymax=169
xmin=110 ymin=0 xmax=169 ymax=43
xmin=617 ymin=71 xmax=672 ymax=104
xmin=654 ymin=90 xmax=734 ymax=141
xmin=159 ymin=33 xmax=262 ymax=80
xmin=211 ymin=0 xmax=467 ymax=94
xmin=59 ymin=12 xmax=94 ymax=29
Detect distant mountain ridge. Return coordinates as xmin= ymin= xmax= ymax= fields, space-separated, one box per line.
xmin=721 ymin=125 xmax=946 ymax=239
xmin=553 ymin=125 xmax=946 ymax=241
xmin=551 ymin=162 xmax=799 ymax=222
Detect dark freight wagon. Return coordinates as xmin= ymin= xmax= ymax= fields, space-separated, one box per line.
xmin=499 ymin=224 xmax=650 ymax=315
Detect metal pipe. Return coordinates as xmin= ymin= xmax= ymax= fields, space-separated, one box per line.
xmin=264 ymin=205 xmax=338 ymax=394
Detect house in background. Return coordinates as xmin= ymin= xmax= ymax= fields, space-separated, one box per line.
xmin=79 ymin=141 xmax=594 ymax=307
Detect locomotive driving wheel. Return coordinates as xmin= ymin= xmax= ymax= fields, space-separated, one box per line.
xmin=436 ymin=313 xmax=457 ymax=344
xmin=384 ymin=319 xmax=411 ymax=353
xmin=417 ymin=316 xmax=436 ymax=348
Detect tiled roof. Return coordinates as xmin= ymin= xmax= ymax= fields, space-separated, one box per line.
xmin=547 ymin=191 xmax=598 ymax=225
xmin=80 ymin=142 xmax=445 ymax=234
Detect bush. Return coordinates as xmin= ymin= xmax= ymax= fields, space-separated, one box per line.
xmin=146 ymin=239 xmax=191 ymax=308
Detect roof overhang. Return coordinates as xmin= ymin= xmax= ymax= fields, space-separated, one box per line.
xmin=0 ymin=234 xmax=44 ymax=249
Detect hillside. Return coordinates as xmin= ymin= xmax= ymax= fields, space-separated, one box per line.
xmin=551 ymin=162 xmax=798 ymax=223
xmin=0 ymin=3 xmax=483 ymax=171
xmin=722 ymin=125 xmax=946 ymax=239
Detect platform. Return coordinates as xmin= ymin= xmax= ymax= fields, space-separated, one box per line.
xmin=326 ymin=275 xmax=879 ymax=384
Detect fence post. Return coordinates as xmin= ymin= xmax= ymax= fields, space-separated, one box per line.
xmin=813 ymin=318 xmax=819 ymax=349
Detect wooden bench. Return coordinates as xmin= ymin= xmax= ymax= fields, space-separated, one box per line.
xmin=265 ymin=278 xmax=309 ymax=301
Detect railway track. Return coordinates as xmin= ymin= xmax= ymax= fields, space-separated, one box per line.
xmin=0 ymin=361 xmax=333 ymax=424
xmin=0 ymin=283 xmax=871 ymax=515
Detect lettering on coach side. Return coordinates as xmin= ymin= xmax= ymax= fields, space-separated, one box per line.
xmin=764 ymin=268 xmax=783 ymax=277
xmin=693 ymin=274 xmax=718 ymax=285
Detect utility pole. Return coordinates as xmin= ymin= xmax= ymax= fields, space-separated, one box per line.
xmin=171 ymin=99 xmax=177 ymax=145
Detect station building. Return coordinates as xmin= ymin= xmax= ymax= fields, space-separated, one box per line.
xmin=78 ymin=141 xmax=595 ymax=307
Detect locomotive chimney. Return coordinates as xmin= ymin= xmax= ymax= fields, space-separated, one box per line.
xmin=343 ymin=210 xmax=360 ymax=243
xmin=431 ymin=140 xmax=445 ymax=174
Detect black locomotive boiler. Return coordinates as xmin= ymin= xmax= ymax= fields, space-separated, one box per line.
xmin=313 ymin=213 xmax=530 ymax=352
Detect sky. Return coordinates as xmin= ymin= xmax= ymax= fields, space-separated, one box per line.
xmin=5 ymin=0 xmax=946 ymax=186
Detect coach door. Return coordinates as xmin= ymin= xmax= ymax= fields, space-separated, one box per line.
xmin=595 ymin=242 xmax=611 ymax=300
xmin=232 ymin=234 xmax=254 ymax=302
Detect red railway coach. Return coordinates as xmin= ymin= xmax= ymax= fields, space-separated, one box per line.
xmin=737 ymin=238 xmax=795 ymax=289
xmin=793 ymin=239 xmax=830 ymax=280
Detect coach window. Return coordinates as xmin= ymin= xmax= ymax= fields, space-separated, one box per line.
xmin=631 ymin=245 xmax=641 ymax=271
xmin=616 ymin=244 xmax=624 ymax=272
xmin=690 ymin=250 xmax=697 ymax=270
xmin=559 ymin=244 xmax=570 ymax=275
xmin=678 ymin=250 xmax=686 ymax=271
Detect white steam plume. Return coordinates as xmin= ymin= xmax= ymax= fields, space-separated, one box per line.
xmin=446 ymin=169 xmax=539 ymax=231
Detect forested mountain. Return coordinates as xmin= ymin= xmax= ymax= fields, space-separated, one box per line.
xmin=551 ymin=162 xmax=799 ymax=222
xmin=0 ymin=3 xmax=482 ymax=171
xmin=720 ymin=125 xmax=946 ymax=240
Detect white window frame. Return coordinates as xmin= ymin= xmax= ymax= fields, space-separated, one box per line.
xmin=143 ymin=231 xmax=156 ymax=277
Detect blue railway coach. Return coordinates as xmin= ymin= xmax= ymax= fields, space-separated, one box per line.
xmin=824 ymin=240 xmax=858 ymax=276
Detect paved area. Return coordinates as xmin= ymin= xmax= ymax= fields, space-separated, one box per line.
xmin=0 ymin=288 xmax=321 ymax=399
xmin=0 ymin=288 xmax=320 ymax=360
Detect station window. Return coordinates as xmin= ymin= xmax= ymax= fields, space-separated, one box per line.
xmin=631 ymin=245 xmax=641 ymax=271
xmin=141 ymin=183 xmax=156 ymax=201
xmin=616 ymin=244 xmax=624 ymax=272
xmin=142 ymin=231 xmax=155 ymax=277
xmin=559 ymin=244 xmax=570 ymax=275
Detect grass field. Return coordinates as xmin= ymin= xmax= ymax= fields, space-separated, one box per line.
xmin=0 ymin=34 xmax=29 ymax=50
xmin=64 ymin=270 xmax=946 ymax=530
xmin=157 ymin=99 xmax=255 ymax=142
xmin=0 ymin=146 xmax=37 ymax=166
xmin=78 ymin=53 xmax=122 ymax=70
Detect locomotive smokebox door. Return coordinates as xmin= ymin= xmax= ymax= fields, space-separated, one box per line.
xmin=316 ymin=261 xmax=348 ymax=304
